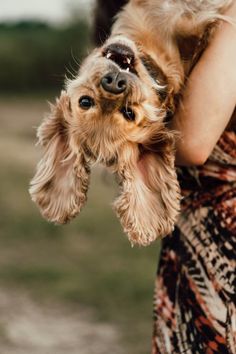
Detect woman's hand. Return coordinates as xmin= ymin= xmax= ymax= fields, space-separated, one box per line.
xmin=171 ymin=2 xmax=236 ymax=166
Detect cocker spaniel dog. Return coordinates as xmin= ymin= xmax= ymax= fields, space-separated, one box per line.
xmin=30 ymin=0 xmax=233 ymax=246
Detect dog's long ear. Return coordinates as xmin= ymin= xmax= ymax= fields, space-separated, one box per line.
xmin=113 ymin=131 xmax=180 ymax=246
xmin=29 ymin=92 xmax=90 ymax=224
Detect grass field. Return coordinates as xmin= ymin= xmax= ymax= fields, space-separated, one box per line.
xmin=0 ymin=95 xmax=161 ymax=353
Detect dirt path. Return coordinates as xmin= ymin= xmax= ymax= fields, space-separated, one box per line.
xmin=0 ymin=288 xmax=124 ymax=354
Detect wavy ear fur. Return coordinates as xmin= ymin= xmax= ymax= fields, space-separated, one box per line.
xmin=29 ymin=92 xmax=90 ymax=224
xmin=113 ymin=132 xmax=181 ymax=246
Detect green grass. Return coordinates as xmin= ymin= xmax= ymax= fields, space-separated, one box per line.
xmin=0 ymin=96 xmax=161 ymax=354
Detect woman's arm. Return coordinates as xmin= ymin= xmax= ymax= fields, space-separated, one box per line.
xmin=171 ymin=3 xmax=236 ymax=166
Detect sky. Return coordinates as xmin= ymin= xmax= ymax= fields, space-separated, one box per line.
xmin=0 ymin=0 xmax=94 ymax=23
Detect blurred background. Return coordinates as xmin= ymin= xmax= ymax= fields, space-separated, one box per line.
xmin=0 ymin=1 xmax=160 ymax=353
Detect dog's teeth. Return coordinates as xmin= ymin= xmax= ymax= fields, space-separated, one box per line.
xmin=127 ymin=58 xmax=131 ymax=64
xmin=126 ymin=68 xmax=130 ymax=72
xmin=106 ymin=52 xmax=112 ymax=59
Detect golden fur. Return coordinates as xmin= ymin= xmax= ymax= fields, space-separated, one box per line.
xmin=30 ymin=0 xmax=233 ymax=246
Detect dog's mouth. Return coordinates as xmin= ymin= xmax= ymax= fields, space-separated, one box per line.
xmin=103 ymin=43 xmax=137 ymax=75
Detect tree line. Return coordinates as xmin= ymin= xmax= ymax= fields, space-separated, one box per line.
xmin=0 ymin=20 xmax=90 ymax=92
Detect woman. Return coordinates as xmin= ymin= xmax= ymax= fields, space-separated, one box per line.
xmin=152 ymin=3 xmax=236 ymax=353
xmin=93 ymin=1 xmax=236 ymax=353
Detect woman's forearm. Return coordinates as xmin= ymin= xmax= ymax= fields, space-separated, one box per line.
xmin=171 ymin=2 xmax=236 ymax=166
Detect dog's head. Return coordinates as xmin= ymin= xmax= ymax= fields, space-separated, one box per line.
xmin=29 ymin=36 xmax=181 ymax=246
xmin=66 ymin=36 xmax=172 ymax=162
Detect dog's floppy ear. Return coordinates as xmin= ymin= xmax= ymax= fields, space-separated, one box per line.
xmin=29 ymin=91 xmax=90 ymax=224
xmin=113 ymin=131 xmax=180 ymax=246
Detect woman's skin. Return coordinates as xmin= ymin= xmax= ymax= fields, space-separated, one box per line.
xmin=172 ymin=2 xmax=236 ymax=166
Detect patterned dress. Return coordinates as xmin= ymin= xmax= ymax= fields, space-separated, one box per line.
xmin=152 ymin=129 xmax=236 ymax=354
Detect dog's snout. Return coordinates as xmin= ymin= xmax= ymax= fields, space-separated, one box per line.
xmin=101 ymin=72 xmax=127 ymax=94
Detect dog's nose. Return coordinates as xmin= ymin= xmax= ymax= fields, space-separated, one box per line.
xmin=101 ymin=72 xmax=127 ymax=94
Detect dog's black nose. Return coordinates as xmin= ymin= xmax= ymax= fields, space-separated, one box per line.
xmin=101 ymin=72 xmax=127 ymax=94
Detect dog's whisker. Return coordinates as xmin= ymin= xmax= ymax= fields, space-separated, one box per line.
xmin=65 ymin=60 xmax=78 ymax=80
xmin=65 ymin=67 xmax=76 ymax=81
xmin=70 ymin=48 xmax=82 ymax=68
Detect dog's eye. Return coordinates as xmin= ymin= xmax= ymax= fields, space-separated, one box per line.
xmin=79 ymin=96 xmax=95 ymax=109
xmin=120 ymin=107 xmax=135 ymax=121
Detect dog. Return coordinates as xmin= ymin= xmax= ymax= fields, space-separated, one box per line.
xmin=29 ymin=0 xmax=233 ymax=246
